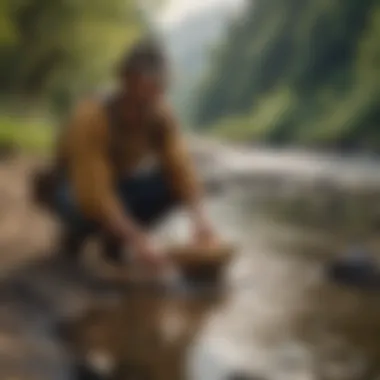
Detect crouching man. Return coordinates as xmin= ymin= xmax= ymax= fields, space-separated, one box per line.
xmin=41 ymin=39 xmax=217 ymax=267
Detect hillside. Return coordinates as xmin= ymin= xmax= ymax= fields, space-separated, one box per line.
xmin=193 ymin=0 xmax=380 ymax=152
xmin=159 ymin=2 xmax=245 ymax=122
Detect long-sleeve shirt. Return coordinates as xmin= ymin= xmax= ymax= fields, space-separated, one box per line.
xmin=57 ymin=98 xmax=202 ymax=225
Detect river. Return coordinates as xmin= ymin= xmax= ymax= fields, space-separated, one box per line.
xmin=175 ymin=182 xmax=380 ymax=380
xmin=1 ymin=151 xmax=380 ymax=379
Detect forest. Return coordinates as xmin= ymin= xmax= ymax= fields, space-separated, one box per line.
xmin=0 ymin=0 xmax=143 ymax=116
xmin=0 ymin=0 xmax=146 ymax=150
xmin=193 ymin=0 xmax=380 ymax=152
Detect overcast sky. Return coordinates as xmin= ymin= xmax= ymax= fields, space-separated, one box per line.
xmin=159 ymin=0 xmax=245 ymax=25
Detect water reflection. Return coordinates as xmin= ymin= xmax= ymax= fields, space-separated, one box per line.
xmin=62 ymin=186 xmax=380 ymax=379
xmin=3 ymin=165 xmax=380 ymax=379
xmin=185 ymin=189 xmax=380 ymax=379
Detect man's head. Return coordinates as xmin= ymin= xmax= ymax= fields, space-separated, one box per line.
xmin=118 ymin=39 xmax=168 ymax=104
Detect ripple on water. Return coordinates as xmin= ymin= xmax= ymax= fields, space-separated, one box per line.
xmin=33 ymin=191 xmax=380 ymax=380
xmin=185 ymin=192 xmax=380 ymax=380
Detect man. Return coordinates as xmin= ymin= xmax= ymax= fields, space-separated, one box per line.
xmin=52 ymin=39 xmax=217 ymax=267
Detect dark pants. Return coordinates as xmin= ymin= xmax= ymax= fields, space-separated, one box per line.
xmin=54 ymin=168 xmax=179 ymax=261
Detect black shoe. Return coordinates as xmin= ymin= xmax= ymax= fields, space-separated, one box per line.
xmin=100 ymin=234 xmax=126 ymax=266
xmin=57 ymin=228 xmax=89 ymax=261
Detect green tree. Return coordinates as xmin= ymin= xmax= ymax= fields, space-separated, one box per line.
xmin=194 ymin=0 xmax=380 ymax=151
xmin=0 ymin=0 xmax=142 ymax=110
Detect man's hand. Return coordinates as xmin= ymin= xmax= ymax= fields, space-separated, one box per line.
xmin=107 ymin=216 xmax=167 ymax=269
xmin=129 ymin=231 xmax=167 ymax=268
xmin=192 ymin=218 xmax=219 ymax=247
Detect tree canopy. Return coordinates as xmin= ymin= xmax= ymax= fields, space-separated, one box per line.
xmin=0 ymin=0 xmax=143 ymax=112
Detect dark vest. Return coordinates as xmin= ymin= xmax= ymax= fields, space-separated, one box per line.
xmin=103 ymin=93 xmax=164 ymax=172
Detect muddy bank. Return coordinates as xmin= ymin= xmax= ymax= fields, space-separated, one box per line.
xmin=0 ymin=157 xmax=84 ymax=379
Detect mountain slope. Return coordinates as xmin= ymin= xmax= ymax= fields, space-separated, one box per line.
xmin=159 ymin=2 xmax=245 ymax=122
xmin=193 ymin=0 xmax=380 ymax=151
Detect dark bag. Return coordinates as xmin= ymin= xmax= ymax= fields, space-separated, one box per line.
xmin=31 ymin=165 xmax=60 ymax=212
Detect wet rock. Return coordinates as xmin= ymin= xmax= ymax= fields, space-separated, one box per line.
xmin=326 ymin=247 xmax=380 ymax=289
xmin=203 ymin=177 xmax=227 ymax=196
xmin=227 ymin=373 xmax=265 ymax=380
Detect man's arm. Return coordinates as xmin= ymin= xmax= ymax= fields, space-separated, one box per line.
xmin=66 ymin=100 xmax=139 ymax=240
xmin=155 ymin=106 xmax=214 ymax=237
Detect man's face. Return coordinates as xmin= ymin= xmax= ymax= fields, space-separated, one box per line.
xmin=125 ymin=70 xmax=166 ymax=104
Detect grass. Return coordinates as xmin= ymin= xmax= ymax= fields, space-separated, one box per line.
xmin=0 ymin=116 xmax=54 ymax=154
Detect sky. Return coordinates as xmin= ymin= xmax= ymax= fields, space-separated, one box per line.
xmin=159 ymin=0 xmax=245 ymax=25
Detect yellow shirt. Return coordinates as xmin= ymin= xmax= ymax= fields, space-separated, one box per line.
xmin=57 ymin=98 xmax=201 ymax=224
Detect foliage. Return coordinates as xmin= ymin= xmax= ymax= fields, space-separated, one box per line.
xmin=0 ymin=0 xmax=142 ymax=112
xmin=194 ymin=0 xmax=380 ymax=151
xmin=0 ymin=116 xmax=53 ymax=152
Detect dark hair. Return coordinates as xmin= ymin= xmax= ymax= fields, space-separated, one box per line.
xmin=118 ymin=38 xmax=167 ymax=78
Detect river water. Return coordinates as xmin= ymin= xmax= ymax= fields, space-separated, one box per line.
xmin=165 ymin=183 xmax=380 ymax=380
xmin=69 ymin=183 xmax=380 ymax=380
xmin=2 ymin=155 xmax=380 ymax=379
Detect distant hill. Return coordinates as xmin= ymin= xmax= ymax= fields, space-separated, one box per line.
xmin=193 ymin=0 xmax=380 ymax=152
